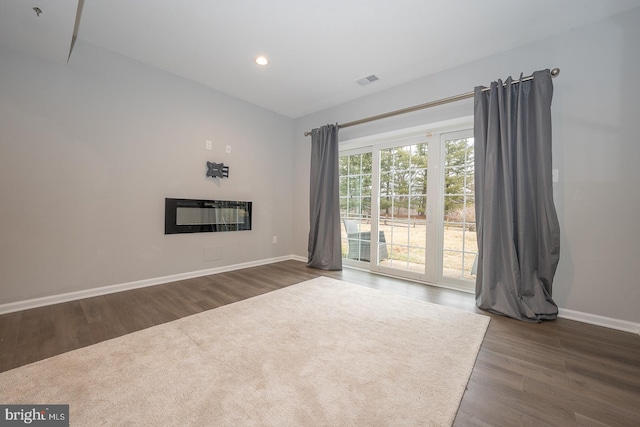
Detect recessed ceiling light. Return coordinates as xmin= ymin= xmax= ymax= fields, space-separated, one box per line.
xmin=255 ymin=56 xmax=269 ymax=66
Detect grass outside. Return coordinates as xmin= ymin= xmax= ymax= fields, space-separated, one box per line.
xmin=341 ymin=221 xmax=477 ymax=280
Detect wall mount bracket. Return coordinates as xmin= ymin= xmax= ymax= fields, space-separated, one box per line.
xmin=206 ymin=161 xmax=229 ymax=179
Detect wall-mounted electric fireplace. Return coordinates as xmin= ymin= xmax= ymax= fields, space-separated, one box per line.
xmin=165 ymin=198 xmax=252 ymax=234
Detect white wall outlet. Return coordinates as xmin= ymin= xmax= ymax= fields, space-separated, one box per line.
xmin=272 ymin=236 xmax=277 ymax=244
xmin=226 ymin=145 xmax=231 ymax=154
xmin=206 ymin=140 xmax=212 ymax=150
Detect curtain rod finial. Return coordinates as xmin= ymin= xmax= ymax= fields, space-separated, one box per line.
xmin=551 ymin=68 xmax=560 ymax=77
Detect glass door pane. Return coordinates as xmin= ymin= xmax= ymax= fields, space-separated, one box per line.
xmin=441 ymin=134 xmax=477 ymax=283
xmin=377 ymin=143 xmax=428 ymax=275
xmin=340 ymin=152 xmax=373 ymax=263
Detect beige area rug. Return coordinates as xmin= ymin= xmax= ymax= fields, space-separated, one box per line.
xmin=0 ymin=277 xmax=489 ymax=426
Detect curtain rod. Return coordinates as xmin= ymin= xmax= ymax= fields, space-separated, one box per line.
xmin=304 ymin=68 xmax=560 ymax=136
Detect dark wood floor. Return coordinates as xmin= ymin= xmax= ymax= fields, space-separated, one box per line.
xmin=1 ymin=260 xmax=639 ymax=426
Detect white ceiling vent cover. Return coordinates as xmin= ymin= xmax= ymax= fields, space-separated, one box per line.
xmin=356 ymin=74 xmax=381 ymax=86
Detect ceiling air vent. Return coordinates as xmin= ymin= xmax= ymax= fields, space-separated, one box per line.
xmin=356 ymin=74 xmax=381 ymax=86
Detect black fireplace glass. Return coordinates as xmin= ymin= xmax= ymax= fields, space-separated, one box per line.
xmin=165 ymin=198 xmax=252 ymax=234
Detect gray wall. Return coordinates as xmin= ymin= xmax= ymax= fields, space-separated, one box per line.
xmin=0 ymin=40 xmax=294 ymax=304
xmin=293 ymin=9 xmax=640 ymax=324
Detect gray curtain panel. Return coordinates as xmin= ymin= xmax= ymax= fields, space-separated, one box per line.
xmin=474 ymin=70 xmax=560 ymax=321
xmin=307 ymin=124 xmax=342 ymax=270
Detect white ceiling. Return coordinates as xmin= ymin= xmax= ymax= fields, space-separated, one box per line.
xmin=0 ymin=0 xmax=78 ymax=64
xmin=2 ymin=0 xmax=640 ymax=118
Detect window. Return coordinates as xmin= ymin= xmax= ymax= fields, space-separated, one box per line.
xmin=338 ymin=119 xmax=475 ymax=292
xmin=339 ymin=152 xmax=373 ymax=261
xmin=442 ymin=135 xmax=477 ymax=281
xmin=378 ymin=144 xmax=428 ymax=273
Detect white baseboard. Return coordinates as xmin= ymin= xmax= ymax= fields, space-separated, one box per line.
xmin=290 ymin=254 xmax=307 ymax=263
xmin=558 ymin=308 xmax=640 ymax=335
xmin=0 ymin=255 xmax=295 ymax=315
xmin=3 ymin=257 xmax=638 ymax=336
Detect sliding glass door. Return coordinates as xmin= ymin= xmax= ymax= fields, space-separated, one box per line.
xmin=339 ymin=126 xmax=476 ymax=292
